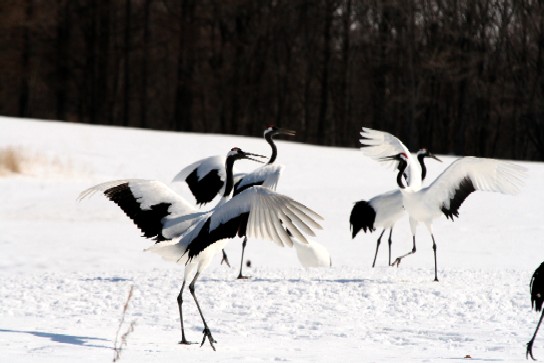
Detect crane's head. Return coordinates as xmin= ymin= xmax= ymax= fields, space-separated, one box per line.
xmin=381 ymin=152 xmax=409 ymax=162
xmin=227 ymin=147 xmax=267 ymax=163
xmin=381 ymin=152 xmax=409 ymax=173
xmin=264 ymin=125 xmax=296 ymax=137
xmin=417 ymin=148 xmax=442 ymax=162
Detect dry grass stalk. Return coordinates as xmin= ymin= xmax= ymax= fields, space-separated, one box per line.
xmin=0 ymin=147 xmax=23 ymax=175
xmin=113 ymin=285 xmax=137 ymax=362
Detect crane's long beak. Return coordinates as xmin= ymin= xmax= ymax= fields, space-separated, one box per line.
xmin=428 ymin=153 xmax=442 ymax=162
xmin=380 ymin=154 xmax=400 ymax=162
xmin=278 ymin=128 xmax=296 ymax=136
xmin=244 ymin=151 xmax=267 ymax=163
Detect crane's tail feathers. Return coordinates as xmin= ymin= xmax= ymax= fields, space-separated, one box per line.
xmin=145 ymin=241 xmax=188 ymax=264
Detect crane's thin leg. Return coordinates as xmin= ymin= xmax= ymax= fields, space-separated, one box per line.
xmin=527 ymin=310 xmax=544 ymax=360
xmin=237 ymin=237 xmax=250 ymax=279
xmin=387 ymin=228 xmax=394 ymax=267
xmin=220 ymin=249 xmax=231 ymax=268
xmin=392 ymin=235 xmax=417 ymax=267
xmin=177 ymin=281 xmax=196 ymax=345
xmin=372 ymin=229 xmax=385 ymax=268
xmin=431 ymin=234 xmax=439 ymax=282
xmin=189 ymin=272 xmax=217 ymax=351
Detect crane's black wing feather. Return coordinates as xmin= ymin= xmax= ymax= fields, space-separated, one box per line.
xmin=185 ymin=168 xmax=224 ymax=205
xmin=185 ymin=212 xmax=250 ymax=260
xmin=440 ymin=177 xmax=475 ymax=220
xmin=104 ymin=183 xmax=171 ymax=242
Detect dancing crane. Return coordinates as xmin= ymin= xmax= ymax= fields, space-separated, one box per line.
xmin=78 ymin=147 xmax=323 ymax=350
xmin=384 ymin=152 xmax=525 ymax=281
xmin=527 ymin=261 xmax=544 ymax=360
xmin=350 ymin=148 xmax=441 ymax=267
xmin=173 ymin=126 xmax=296 ymax=278
xmin=352 ymin=127 xmax=440 ymax=267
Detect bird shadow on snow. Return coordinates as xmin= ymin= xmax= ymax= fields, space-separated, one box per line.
xmin=443 ymin=358 xmax=503 ymax=362
xmin=0 ymin=328 xmax=110 ymax=349
xmin=204 ymin=277 xmax=383 ymax=285
xmin=81 ymin=276 xmax=132 ymax=283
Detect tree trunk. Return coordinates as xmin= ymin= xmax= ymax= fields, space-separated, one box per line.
xmin=19 ymin=0 xmax=33 ymax=117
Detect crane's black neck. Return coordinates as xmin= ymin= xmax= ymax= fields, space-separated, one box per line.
xmin=265 ymin=132 xmax=277 ymax=164
xmin=223 ymin=156 xmax=237 ymax=197
xmin=396 ymin=159 xmax=408 ymax=189
xmin=418 ymin=153 xmax=427 ymax=181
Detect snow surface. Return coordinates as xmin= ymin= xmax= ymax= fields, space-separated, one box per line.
xmin=1 ymin=116 xmax=543 ymax=362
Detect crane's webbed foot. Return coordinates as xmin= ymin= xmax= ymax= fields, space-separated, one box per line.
xmin=527 ymin=339 xmax=536 ymax=360
xmin=201 ymin=327 xmax=217 ymax=351
xmin=237 ymin=274 xmax=250 ymax=280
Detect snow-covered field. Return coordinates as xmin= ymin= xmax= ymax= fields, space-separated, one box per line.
xmin=1 ymin=116 xmax=542 ymax=362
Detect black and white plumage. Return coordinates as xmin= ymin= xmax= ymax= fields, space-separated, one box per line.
xmin=78 ymin=147 xmax=323 ymax=350
xmin=350 ymin=147 xmax=440 ymax=267
xmin=359 ymin=127 xmax=429 ymax=189
xmin=173 ymin=126 xmax=295 ymax=205
xmin=527 ymin=261 xmax=544 ymax=360
xmin=173 ymin=125 xmax=296 ymax=278
xmin=384 ymin=152 xmax=525 ymax=281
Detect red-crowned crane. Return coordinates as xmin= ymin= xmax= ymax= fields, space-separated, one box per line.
xmin=527 ymin=261 xmax=544 ymax=360
xmin=350 ymin=148 xmax=440 ymax=267
xmin=78 ymin=147 xmax=323 ymax=350
xmin=351 ymin=127 xmax=440 ymax=267
xmin=383 ymin=152 xmax=525 ymax=281
xmin=173 ymin=126 xmax=296 ymax=278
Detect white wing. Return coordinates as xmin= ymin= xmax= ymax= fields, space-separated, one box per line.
xmin=359 ymin=127 xmax=410 ymax=164
xmin=172 ymin=155 xmax=225 ymax=182
xmin=78 ymin=179 xmax=199 ymax=241
xmin=244 ymin=186 xmax=322 ymax=246
xmin=172 ymin=155 xmax=235 ymax=205
xmin=359 ymin=127 xmax=421 ymax=187
xmin=422 ymin=157 xmax=526 ymax=219
xmin=176 ymin=186 xmax=323 ymax=260
xmin=234 ymin=164 xmax=283 ymax=194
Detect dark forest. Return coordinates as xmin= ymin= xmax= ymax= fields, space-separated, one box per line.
xmin=2 ymin=0 xmax=544 ymax=160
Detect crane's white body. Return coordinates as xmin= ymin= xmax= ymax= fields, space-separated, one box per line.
xmin=368 ymin=190 xmax=404 ymax=229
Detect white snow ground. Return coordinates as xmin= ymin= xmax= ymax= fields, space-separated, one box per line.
xmin=0 ymin=116 xmax=542 ymax=362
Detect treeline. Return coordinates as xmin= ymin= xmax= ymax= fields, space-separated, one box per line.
xmin=1 ymin=0 xmax=544 ymax=160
